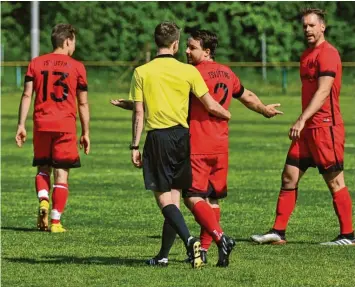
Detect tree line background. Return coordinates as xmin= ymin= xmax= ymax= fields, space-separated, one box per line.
xmin=2 ymin=1 xmax=355 ymax=64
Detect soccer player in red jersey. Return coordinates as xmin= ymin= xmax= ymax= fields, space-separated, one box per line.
xmin=181 ymin=30 xmax=282 ymax=267
xmin=15 ymin=24 xmax=90 ymax=233
xmin=251 ymin=8 xmax=354 ymax=245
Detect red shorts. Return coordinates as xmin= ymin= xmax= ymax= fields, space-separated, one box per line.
xmin=286 ymin=124 xmax=344 ymax=174
xmin=182 ymin=153 xmax=228 ymax=199
xmin=32 ymin=131 xmax=81 ymax=169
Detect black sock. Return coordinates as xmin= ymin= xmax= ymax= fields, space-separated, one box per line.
xmin=272 ymin=228 xmax=286 ymax=237
xmin=157 ymin=219 xmax=176 ymax=259
xmin=341 ymin=232 xmax=355 ymax=239
xmin=162 ymin=204 xmax=191 ymax=247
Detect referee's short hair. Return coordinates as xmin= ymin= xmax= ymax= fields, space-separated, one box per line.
xmin=154 ymin=22 xmax=181 ymax=48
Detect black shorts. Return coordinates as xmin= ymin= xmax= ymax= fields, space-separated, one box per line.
xmin=143 ymin=125 xmax=192 ymax=192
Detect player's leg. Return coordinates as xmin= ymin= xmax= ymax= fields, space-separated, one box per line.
xmin=50 ymin=132 xmax=81 ymax=233
xmin=159 ymin=188 xmax=179 ymax=259
xmin=33 ymin=131 xmax=53 ymax=231
xmin=311 ymin=125 xmax=354 ymax=245
xmin=184 ymin=155 xmax=223 ymax=242
xmin=50 ymin=168 xmax=69 ymax=232
xmin=36 ymin=165 xmax=52 ymax=231
xmin=321 ymin=171 xmax=354 ymax=245
xmin=197 ymin=197 xmax=220 ymax=264
xmin=182 ymin=154 xmax=212 ymax=264
xmin=198 ymin=195 xmax=215 ymax=259
xmin=251 ymin=136 xmax=311 ymax=244
xmin=143 ymin=127 xmax=202 ymax=268
xmin=208 ymin=153 xmax=235 ymax=267
xmin=146 ymin=189 xmax=179 ymax=266
xmin=184 ymin=196 xmax=224 ymax=247
xmin=154 ymin=190 xmax=202 ymax=269
xmin=273 ymin=164 xmax=305 ymax=232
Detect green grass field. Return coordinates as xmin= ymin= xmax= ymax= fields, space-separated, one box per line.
xmin=2 ymin=86 xmax=355 ymax=286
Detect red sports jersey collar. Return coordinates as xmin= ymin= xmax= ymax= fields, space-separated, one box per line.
xmin=195 ymin=60 xmax=215 ymax=67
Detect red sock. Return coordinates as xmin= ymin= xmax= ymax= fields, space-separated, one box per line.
xmin=273 ymin=188 xmax=297 ymax=231
xmin=200 ymin=207 xmax=221 ymax=250
xmin=200 ymin=228 xmax=212 ymax=250
xmin=332 ymin=187 xmax=354 ymax=235
xmin=213 ymin=207 xmax=221 ymax=222
xmin=35 ymin=172 xmax=50 ymax=201
xmin=51 ymin=183 xmax=69 ymax=224
xmin=192 ymin=201 xmax=223 ymax=243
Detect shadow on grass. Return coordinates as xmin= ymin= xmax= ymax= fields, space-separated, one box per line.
xmin=4 ymin=256 xmax=148 ymax=266
xmin=247 ymin=239 xmax=319 ymax=245
xmin=1 ymin=226 xmax=38 ymax=232
xmin=146 ymin=235 xmax=318 ymax=245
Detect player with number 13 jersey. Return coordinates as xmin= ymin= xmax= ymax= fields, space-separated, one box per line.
xmin=16 ymin=24 xmax=90 ymax=233
xmin=26 ymin=52 xmax=87 ymax=134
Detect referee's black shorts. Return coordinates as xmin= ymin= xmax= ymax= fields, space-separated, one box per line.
xmin=143 ymin=125 xmax=192 ymax=192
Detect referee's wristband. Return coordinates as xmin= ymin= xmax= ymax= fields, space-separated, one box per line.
xmin=129 ymin=144 xmax=139 ymax=150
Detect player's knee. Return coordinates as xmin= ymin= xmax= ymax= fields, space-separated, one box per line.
xmin=37 ymin=165 xmax=51 ymax=175
xmin=53 ymin=168 xmax=69 ymax=184
xmin=327 ymin=178 xmax=345 ymax=193
xmin=281 ymin=170 xmax=298 ymax=189
xmin=183 ymin=197 xmax=200 ymax=211
xmin=206 ymin=198 xmax=219 ymax=209
xmin=324 ymin=172 xmax=345 ymax=193
xmin=183 ymin=197 xmax=192 ymax=210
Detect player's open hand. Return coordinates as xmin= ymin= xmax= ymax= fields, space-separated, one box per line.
xmin=289 ymin=118 xmax=305 ymax=141
xmin=15 ymin=125 xmax=27 ymax=147
xmin=110 ymin=99 xmax=133 ymax=111
xmin=263 ymin=103 xmax=284 ymax=118
xmin=80 ymin=134 xmax=90 ymax=155
xmin=131 ymin=150 xmax=142 ymax=168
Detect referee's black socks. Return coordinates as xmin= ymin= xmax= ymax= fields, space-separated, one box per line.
xmin=157 ymin=219 xmax=176 ymax=259
xmin=162 ymin=204 xmax=191 ymax=247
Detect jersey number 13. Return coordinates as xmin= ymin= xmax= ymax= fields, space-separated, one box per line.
xmin=41 ymin=70 xmax=69 ymax=102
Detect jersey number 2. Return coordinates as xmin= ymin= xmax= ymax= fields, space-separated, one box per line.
xmin=214 ymin=82 xmax=228 ymax=105
xmin=41 ymin=71 xmax=69 ymax=102
xmin=209 ymin=82 xmax=229 ymax=118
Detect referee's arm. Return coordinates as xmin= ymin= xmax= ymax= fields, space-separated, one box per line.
xmin=131 ymin=101 xmax=144 ymax=148
xmin=198 ymin=92 xmax=231 ymax=120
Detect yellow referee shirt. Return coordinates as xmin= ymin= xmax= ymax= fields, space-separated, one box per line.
xmin=129 ymin=54 xmax=209 ymax=131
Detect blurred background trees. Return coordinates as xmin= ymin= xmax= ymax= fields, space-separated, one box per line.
xmin=2 ymin=1 xmax=355 ymax=63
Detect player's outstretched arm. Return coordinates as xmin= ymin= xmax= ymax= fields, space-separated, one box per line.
xmin=198 ymin=92 xmax=231 ymax=120
xmin=238 ymin=88 xmax=283 ymax=118
xmin=16 ymin=81 xmax=34 ymax=147
xmin=77 ymin=90 xmax=90 ymax=155
xmin=110 ymin=99 xmax=134 ymax=111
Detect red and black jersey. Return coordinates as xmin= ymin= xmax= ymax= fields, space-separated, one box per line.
xmin=189 ymin=61 xmax=244 ymax=154
xmin=25 ymin=53 xmax=88 ymax=133
xmin=300 ymin=41 xmax=343 ymax=128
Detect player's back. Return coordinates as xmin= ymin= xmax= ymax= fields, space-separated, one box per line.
xmin=190 ymin=61 xmax=243 ymax=154
xmin=26 ymin=53 xmax=87 ymax=133
xmin=133 ymin=55 xmax=207 ymax=131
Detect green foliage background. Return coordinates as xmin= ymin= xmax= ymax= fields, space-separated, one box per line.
xmin=2 ymin=1 xmax=355 ymax=62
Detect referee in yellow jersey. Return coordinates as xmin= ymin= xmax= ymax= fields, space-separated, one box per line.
xmin=129 ymin=22 xmax=231 ymax=269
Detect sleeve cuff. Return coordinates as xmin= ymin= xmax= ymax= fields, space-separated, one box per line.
xmin=232 ymin=85 xmax=245 ymax=99
xmin=77 ymin=84 xmax=88 ymax=91
xmin=318 ymin=71 xmax=336 ymax=78
xmin=24 ymin=75 xmax=34 ymax=82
